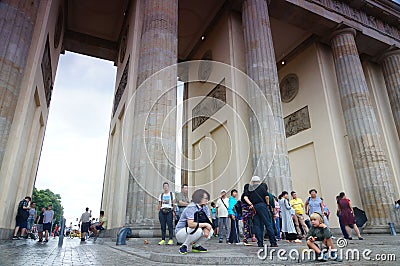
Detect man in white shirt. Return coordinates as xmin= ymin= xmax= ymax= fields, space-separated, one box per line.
xmin=216 ymin=189 xmax=230 ymax=243
xmin=79 ymin=207 xmax=91 ymax=242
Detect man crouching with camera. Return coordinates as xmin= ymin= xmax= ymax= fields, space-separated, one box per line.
xmin=176 ymin=189 xmax=213 ymax=255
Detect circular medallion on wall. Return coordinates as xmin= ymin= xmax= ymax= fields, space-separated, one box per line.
xmin=280 ymin=74 xmax=299 ymax=103
xmin=198 ymin=50 xmax=212 ymax=82
xmin=54 ymin=6 xmax=63 ymax=49
xmin=119 ymin=25 xmax=129 ymax=63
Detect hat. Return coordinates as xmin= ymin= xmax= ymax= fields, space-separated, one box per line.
xmin=251 ymin=176 xmax=261 ymax=182
xmin=220 ymin=189 xmax=227 ymax=193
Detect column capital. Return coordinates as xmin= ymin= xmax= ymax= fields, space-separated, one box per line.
xmin=381 ymin=48 xmax=400 ymax=61
xmin=330 ymin=27 xmax=356 ymax=41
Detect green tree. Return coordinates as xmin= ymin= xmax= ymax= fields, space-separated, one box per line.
xmin=32 ymin=187 xmax=64 ymax=226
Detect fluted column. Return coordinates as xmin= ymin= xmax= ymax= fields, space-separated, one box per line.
xmin=0 ymin=0 xmax=39 ymax=166
xmin=242 ymin=0 xmax=291 ymax=194
xmin=381 ymin=50 xmax=400 ymax=141
xmin=330 ymin=28 xmax=397 ymax=226
xmin=126 ymin=0 xmax=177 ymax=232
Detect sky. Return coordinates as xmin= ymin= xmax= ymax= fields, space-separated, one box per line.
xmin=34 ymin=52 xmax=183 ymax=227
xmin=35 ymin=52 xmax=116 ymax=226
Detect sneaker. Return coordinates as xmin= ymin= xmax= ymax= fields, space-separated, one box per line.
xmin=270 ymin=243 xmax=278 ymax=247
xmin=358 ymin=237 xmax=363 ymax=240
xmin=334 ymin=256 xmax=343 ymax=262
xmin=158 ymin=240 xmax=165 ymax=245
xmin=192 ymin=245 xmax=208 ymax=252
xmin=44 ymin=239 xmax=49 ymax=243
xmin=317 ymin=252 xmax=328 ymax=262
xmin=218 ymin=239 xmax=223 ymax=243
xmin=38 ymin=239 xmax=42 ymax=242
xmin=179 ymin=245 xmax=188 ymax=255
xmin=12 ymin=236 xmax=19 ymax=240
xmin=167 ymin=239 xmax=174 ymax=245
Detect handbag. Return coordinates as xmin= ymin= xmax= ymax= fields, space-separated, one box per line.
xmin=161 ymin=208 xmax=171 ymax=214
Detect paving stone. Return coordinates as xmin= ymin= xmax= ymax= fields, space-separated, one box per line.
xmin=0 ymin=234 xmax=399 ymax=265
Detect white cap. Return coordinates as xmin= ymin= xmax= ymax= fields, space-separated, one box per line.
xmin=251 ymin=176 xmax=261 ymax=182
xmin=221 ymin=189 xmax=227 ymax=193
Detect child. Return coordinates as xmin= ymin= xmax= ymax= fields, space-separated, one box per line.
xmin=306 ymin=212 xmax=342 ymax=262
xmin=210 ymin=202 xmax=218 ymax=237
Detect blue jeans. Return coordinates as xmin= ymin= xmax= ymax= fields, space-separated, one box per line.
xmin=159 ymin=209 xmax=173 ymax=240
xmin=27 ymin=217 xmax=35 ymax=231
xmin=338 ymin=214 xmax=349 ymax=238
xmin=228 ymin=217 xmax=240 ymax=243
xmin=218 ymin=217 xmax=229 ymax=241
xmin=253 ymin=203 xmax=277 ymax=246
xmin=274 ymin=217 xmax=281 ymax=239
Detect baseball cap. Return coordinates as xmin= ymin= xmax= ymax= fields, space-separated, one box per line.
xmin=251 ymin=176 xmax=261 ymax=182
xmin=220 ymin=189 xmax=227 ymax=193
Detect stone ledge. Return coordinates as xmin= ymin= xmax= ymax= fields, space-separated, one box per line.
xmin=0 ymin=228 xmax=13 ymax=240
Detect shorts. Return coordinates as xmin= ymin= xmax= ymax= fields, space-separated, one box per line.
xmin=95 ymin=225 xmax=104 ymax=231
xmin=36 ymin=224 xmax=44 ymax=232
xmin=81 ymin=222 xmax=90 ymax=233
xmin=43 ymin=223 xmax=52 ymax=231
xmin=27 ymin=217 xmax=35 ymax=230
xmin=16 ymin=216 xmax=28 ymax=229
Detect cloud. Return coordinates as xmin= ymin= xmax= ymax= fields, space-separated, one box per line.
xmin=35 ymin=52 xmax=116 ymax=223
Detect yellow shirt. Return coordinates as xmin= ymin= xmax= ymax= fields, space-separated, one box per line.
xmin=100 ymin=216 xmax=107 ymax=229
xmin=290 ymin=198 xmax=304 ymax=215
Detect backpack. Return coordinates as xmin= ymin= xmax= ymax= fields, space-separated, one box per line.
xmin=160 ymin=192 xmax=174 ymax=214
xmin=186 ymin=205 xmax=213 ymax=234
xmin=234 ymin=200 xmax=243 ymax=217
xmin=17 ymin=200 xmax=29 ymax=219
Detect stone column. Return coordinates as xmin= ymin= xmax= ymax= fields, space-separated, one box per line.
xmin=0 ymin=0 xmax=40 ymax=166
xmin=242 ymin=0 xmax=291 ymax=194
xmin=126 ymin=0 xmax=177 ymax=235
xmin=381 ymin=50 xmax=400 ymax=141
xmin=330 ymin=28 xmax=397 ymax=226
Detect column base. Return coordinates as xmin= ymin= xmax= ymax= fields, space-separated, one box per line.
xmin=103 ymin=223 xmax=163 ymax=238
xmin=127 ymin=222 xmax=162 ymax=238
xmin=362 ymin=224 xmax=398 ymax=234
xmin=0 ymin=227 xmax=13 ymax=240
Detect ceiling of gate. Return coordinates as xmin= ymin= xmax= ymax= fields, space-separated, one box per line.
xmin=62 ymin=0 xmax=318 ymax=64
xmin=63 ymin=0 xmax=398 ymax=64
xmin=63 ymin=0 xmax=128 ymax=62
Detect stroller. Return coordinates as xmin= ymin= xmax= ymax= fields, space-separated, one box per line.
xmin=26 ymin=223 xmax=37 ymax=240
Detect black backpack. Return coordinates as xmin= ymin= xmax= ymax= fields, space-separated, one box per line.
xmin=186 ymin=206 xmax=213 ymax=234
xmin=234 ymin=200 xmax=243 ymax=217
xmin=17 ymin=200 xmax=29 ymax=219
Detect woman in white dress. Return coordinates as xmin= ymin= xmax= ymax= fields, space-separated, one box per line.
xmin=279 ymin=191 xmax=301 ymax=243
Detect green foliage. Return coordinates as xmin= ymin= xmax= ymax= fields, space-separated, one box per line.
xmin=32 ymin=187 xmax=64 ymax=225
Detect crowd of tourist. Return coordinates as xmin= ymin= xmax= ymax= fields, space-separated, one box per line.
xmin=12 ymin=197 xmax=107 ymax=243
xmin=159 ymin=177 xmax=369 ymax=261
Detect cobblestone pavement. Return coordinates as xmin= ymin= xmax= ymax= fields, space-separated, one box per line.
xmin=0 ymin=237 xmax=172 ymax=266
xmin=0 ymin=234 xmax=399 ymax=265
